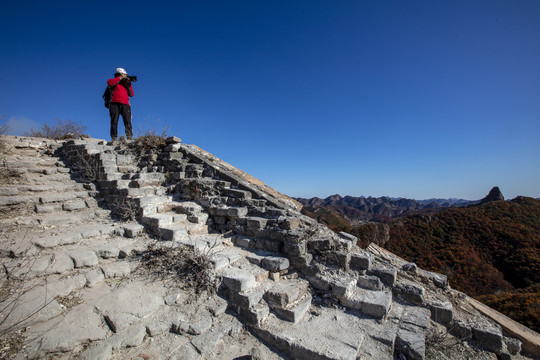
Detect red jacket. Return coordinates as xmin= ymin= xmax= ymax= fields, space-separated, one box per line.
xmin=107 ymin=76 xmax=134 ymax=106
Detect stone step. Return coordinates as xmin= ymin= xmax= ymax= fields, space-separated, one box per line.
xmin=265 ymin=279 xmax=310 ymax=309
xmin=131 ymin=172 xmax=165 ymax=181
xmin=159 ymin=222 xmax=208 ymax=241
xmin=222 ymin=188 xmax=252 ymax=199
xmin=341 ymin=288 xmax=393 ymax=319
xmin=37 ymin=209 xmax=102 ymax=226
xmin=142 ymin=212 xmax=188 ymax=230
xmin=117 ymin=187 xmax=157 ymax=197
xmin=271 ymin=293 xmax=312 ymax=324
xmin=132 ymin=195 xmax=171 ymax=208
xmin=254 ymin=308 xmax=366 ymax=360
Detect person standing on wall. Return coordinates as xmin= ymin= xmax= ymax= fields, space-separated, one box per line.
xmin=107 ymin=67 xmax=134 ymax=141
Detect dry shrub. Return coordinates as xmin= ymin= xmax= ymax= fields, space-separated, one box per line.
xmin=139 ymin=243 xmax=219 ymax=296
xmin=132 ymin=128 xmax=169 ymax=155
xmin=26 ymin=119 xmax=88 ymax=140
xmin=110 ymin=198 xmax=138 ymax=221
xmin=0 ymin=160 xmax=22 ymax=186
xmin=72 ymin=150 xmax=100 ymax=183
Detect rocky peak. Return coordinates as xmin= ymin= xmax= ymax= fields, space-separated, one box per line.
xmin=480 ymin=186 xmax=505 ymax=205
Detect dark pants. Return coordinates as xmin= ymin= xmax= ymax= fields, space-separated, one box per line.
xmin=109 ymin=102 xmax=133 ymax=140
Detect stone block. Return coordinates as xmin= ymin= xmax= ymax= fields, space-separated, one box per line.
xmin=342 ymin=289 xmax=392 ymax=318
xmin=428 ymin=298 xmax=453 ymax=326
xmin=123 ymin=223 xmax=144 ymax=238
xmin=330 ymin=277 xmax=356 ymax=298
xmin=272 ymin=294 xmax=312 ymax=323
xmin=228 ymin=285 xmax=267 ymax=309
xmin=280 ymin=217 xmax=301 ymax=230
xmin=85 ymin=269 xmax=105 ymax=288
xmin=69 ymin=249 xmax=99 ymax=268
xmin=191 ymin=324 xmax=231 ymax=356
xmin=395 ymin=328 xmax=426 ymax=360
xmin=450 ymin=320 xmax=472 ymax=340
xmin=234 ymin=236 xmax=251 ymax=248
xmin=401 ymin=307 xmax=431 ymax=330
xmin=350 ymin=252 xmax=372 ymax=270
xmin=227 ymin=207 xmax=248 ymax=218
xmin=104 ymin=313 xmax=140 ymax=333
xmin=247 ymin=217 xmax=268 ymax=229
xmin=282 ymin=240 xmax=306 ymax=256
xmin=221 ymin=268 xmax=257 ymax=292
xmin=336 ymin=239 xmax=353 ymax=252
xmin=307 ymin=238 xmax=332 ymax=252
xmin=393 ymin=280 xmax=425 ymax=305
xmin=100 ymin=262 xmax=131 ymax=278
xmin=338 ymin=231 xmax=357 ymax=245
xmin=166 ymin=136 xmax=182 ymax=144
xmin=265 ymin=280 xmax=309 ymax=308
xmin=146 ymin=321 xmax=170 ymax=337
xmin=368 ymin=266 xmax=397 ymax=286
xmin=261 ymin=256 xmax=290 ymax=272
xmin=240 ymin=301 xmax=269 ymax=326
xmin=472 ymin=326 xmax=503 ymax=352
xmin=357 ymin=275 xmax=384 ymax=290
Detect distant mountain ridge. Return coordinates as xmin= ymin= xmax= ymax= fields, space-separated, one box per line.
xmin=294 ymin=194 xmax=472 ymax=223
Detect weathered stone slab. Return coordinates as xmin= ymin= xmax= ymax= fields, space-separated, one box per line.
xmin=261 ymin=256 xmax=289 ymax=272
xmin=26 ymin=304 xmax=108 ymax=355
xmin=78 ymin=343 xmax=113 ymax=360
xmin=191 ymin=323 xmax=232 ymax=356
xmin=342 ymin=289 xmax=392 ymax=318
xmin=68 ymin=249 xmax=99 ymax=268
xmin=85 ymin=269 xmax=105 ymax=287
xmin=255 ymin=308 xmax=365 ymax=360
xmin=105 ymin=312 xmax=140 ymax=333
xmin=94 ymin=283 xmax=165 ymax=319
xmin=100 ymin=262 xmax=131 ymax=278
xmin=63 ymin=199 xmax=87 ymax=211
xmin=108 ymin=324 xmax=147 ymax=350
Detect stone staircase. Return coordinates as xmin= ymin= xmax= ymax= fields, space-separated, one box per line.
xmin=0 ymin=135 xmax=534 ymax=360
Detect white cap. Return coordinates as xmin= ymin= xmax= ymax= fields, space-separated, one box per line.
xmin=116 ymin=67 xmax=127 ymax=74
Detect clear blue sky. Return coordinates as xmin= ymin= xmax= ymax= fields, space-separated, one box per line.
xmin=1 ymin=1 xmax=539 ymax=200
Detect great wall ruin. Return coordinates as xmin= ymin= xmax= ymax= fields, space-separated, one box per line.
xmin=0 ymin=135 xmax=538 ymax=359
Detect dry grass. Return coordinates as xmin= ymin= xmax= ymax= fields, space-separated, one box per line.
xmin=138 ymin=242 xmax=220 ymax=297
xmin=131 ymin=128 xmax=169 ymax=156
xmin=110 ymin=198 xmax=138 ymax=221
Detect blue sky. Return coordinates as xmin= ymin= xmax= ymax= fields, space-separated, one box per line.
xmin=1 ymin=1 xmax=539 ymax=200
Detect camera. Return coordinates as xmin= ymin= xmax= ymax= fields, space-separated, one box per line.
xmin=128 ymin=75 xmax=137 ymax=82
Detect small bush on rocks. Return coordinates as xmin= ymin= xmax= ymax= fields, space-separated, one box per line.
xmin=132 ymin=128 xmax=169 ymax=155
xmin=26 ymin=119 xmax=88 ymax=140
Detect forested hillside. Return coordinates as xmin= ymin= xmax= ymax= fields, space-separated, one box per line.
xmin=301 ymin=196 xmax=540 ymax=332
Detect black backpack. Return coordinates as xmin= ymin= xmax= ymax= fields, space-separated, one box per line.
xmin=102 ymin=85 xmax=116 ymax=108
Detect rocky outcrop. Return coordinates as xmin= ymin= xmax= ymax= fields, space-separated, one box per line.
xmin=0 ymin=135 xmax=537 ymax=360
xmin=479 ymin=186 xmax=505 ymax=205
